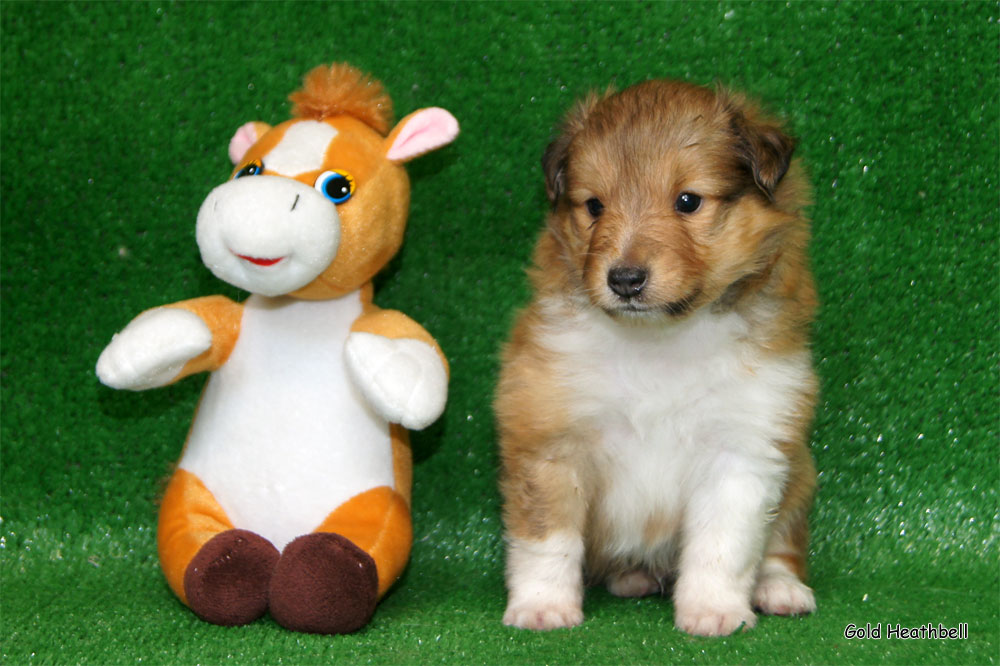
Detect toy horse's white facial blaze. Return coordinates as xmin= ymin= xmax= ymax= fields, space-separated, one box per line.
xmin=196 ymin=176 xmax=341 ymax=297
xmin=262 ymin=121 xmax=339 ymax=176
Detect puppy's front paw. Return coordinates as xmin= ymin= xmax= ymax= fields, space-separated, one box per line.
xmin=503 ymin=600 xmax=583 ymax=631
xmin=674 ymin=604 xmax=757 ymax=637
xmin=752 ymin=572 xmax=816 ymax=616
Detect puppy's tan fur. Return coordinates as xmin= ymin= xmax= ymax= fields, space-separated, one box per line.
xmin=496 ymin=80 xmax=817 ymax=636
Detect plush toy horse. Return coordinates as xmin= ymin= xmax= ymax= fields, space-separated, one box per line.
xmin=96 ymin=64 xmax=458 ymax=634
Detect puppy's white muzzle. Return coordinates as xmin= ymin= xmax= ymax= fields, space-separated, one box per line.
xmin=196 ymin=176 xmax=340 ymax=296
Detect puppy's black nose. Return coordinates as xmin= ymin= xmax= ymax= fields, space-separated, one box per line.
xmin=607 ymin=265 xmax=648 ymax=298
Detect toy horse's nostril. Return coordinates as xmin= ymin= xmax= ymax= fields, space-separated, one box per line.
xmin=290 ymin=194 xmax=300 ymax=212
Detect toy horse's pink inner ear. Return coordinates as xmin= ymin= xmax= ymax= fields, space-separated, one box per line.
xmin=385 ymin=108 xmax=459 ymax=163
xmin=228 ymin=122 xmax=271 ymax=165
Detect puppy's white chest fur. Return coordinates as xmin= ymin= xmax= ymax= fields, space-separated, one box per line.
xmin=537 ymin=302 xmax=810 ymax=568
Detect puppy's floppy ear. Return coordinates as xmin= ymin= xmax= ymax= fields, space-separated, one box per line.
xmin=542 ymin=91 xmax=605 ymax=207
xmin=726 ymin=94 xmax=797 ymax=199
xmin=542 ymin=134 xmax=572 ymax=206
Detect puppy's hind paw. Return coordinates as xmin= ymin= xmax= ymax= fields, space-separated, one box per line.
xmin=752 ymin=572 xmax=816 ymax=616
xmin=675 ymin=604 xmax=757 ymax=637
xmin=503 ymin=601 xmax=583 ymax=631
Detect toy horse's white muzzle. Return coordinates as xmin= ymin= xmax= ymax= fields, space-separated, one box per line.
xmin=196 ymin=176 xmax=340 ymax=296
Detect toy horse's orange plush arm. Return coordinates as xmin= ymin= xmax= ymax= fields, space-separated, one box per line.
xmin=344 ymin=285 xmax=449 ymax=431
xmin=96 ymin=296 xmax=243 ymax=390
xmin=351 ymin=285 xmax=449 ymax=373
xmin=166 ymin=296 xmax=244 ymax=378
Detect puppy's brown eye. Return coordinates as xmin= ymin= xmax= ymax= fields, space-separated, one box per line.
xmin=675 ymin=192 xmax=702 ymax=214
xmin=585 ymin=198 xmax=605 ymax=217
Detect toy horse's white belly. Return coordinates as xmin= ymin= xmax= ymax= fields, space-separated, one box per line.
xmin=179 ymin=292 xmax=393 ymax=551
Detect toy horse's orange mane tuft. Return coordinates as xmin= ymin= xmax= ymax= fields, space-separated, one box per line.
xmin=289 ymin=63 xmax=394 ymax=135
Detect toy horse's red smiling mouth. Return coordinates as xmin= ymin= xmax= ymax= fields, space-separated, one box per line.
xmin=236 ymin=254 xmax=285 ymax=267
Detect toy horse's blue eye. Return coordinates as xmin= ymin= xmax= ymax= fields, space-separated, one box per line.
xmin=234 ymin=160 xmax=264 ymax=179
xmin=314 ymin=170 xmax=355 ymax=204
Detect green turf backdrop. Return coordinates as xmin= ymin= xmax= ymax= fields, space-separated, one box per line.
xmin=2 ymin=1 xmax=996 ymax=664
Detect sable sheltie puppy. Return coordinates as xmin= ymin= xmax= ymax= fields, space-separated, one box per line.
xmin=495 ymin=80 xmax=818 ymax=637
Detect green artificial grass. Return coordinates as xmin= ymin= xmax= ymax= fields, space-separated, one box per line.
xmin=2 ymin=1 xmax=997 ymax=664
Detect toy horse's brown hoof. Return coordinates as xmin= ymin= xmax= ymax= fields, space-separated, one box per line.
xmin=183 ymin=529 xmax=279 ymax=626
xmin=268 ymin=532 xmax=379 ymax=634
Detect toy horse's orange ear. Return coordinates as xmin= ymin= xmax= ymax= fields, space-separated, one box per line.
xmin=384 ymin=108 xmax=458 ymax=164
xmin=228 ymin=122 xmax=274 ymax=165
